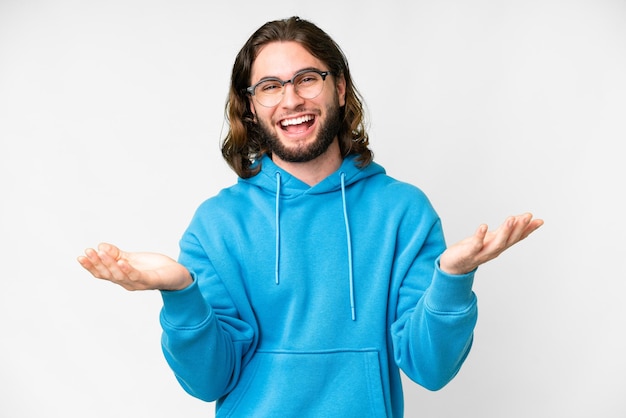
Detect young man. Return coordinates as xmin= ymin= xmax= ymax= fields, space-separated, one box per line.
xmin=78 ymin=16 xmax=543 ymax=417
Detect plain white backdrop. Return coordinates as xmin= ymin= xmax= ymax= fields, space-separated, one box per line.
xmin=1 ymin=0 xmax=625 ymax=417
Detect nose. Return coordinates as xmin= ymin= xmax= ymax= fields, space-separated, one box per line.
xmin=280 ymin=82 xmax=305 ymax=108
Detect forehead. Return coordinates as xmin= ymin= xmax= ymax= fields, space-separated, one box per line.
xmin=251 ymin=41 xmax=325 ymax=82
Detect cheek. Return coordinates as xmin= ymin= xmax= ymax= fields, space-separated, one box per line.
xmin=255 ymin=109 xmax=277 ymax=130
xmin=249 ymin=100 xmax=274 ymax=124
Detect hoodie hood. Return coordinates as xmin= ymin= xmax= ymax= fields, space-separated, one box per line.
xmin=240 ymin=154 xmax=385 ymax=320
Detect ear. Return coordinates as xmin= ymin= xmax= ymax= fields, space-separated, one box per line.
xmin=248 ymin=97 xmax=257 ymax=119
xmin=335 ymin=74 xmax=346 ymax=107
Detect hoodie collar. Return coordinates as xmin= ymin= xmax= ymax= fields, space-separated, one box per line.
xmin=241 ymin=154 xmax=385 ymax=196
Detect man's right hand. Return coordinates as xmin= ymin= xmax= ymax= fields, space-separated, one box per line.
xmin=77 ymin=243 xmax=193 ymax=291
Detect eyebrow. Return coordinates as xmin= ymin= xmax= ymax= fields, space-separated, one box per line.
xmin=254 ymin=67 xmax=325 ymax=84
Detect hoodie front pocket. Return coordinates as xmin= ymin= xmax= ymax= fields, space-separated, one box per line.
xmin=217 ymin=349 xmax=388 ymax=418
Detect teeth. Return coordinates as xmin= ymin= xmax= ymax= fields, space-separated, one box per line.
xmin=280 ymin=115 xmax=314 ymax=127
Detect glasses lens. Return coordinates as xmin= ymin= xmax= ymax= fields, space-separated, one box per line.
xmin=254 ymin=80 xmax=283 ymax=107
xmin=294 ymin=71 xmax=324 ymax=99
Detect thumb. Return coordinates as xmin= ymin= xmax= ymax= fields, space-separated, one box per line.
xmin=475 ymin=224 xmax=488 ymax=240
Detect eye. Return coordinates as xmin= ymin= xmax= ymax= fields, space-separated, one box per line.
xmin=297 ymin=72 xmax=321 ymax=86
xmin=258 ymin=80 xmax=282 ymax=94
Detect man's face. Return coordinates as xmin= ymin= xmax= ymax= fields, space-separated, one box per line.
xmin=249 ymin=41 xmax=346 ymax=163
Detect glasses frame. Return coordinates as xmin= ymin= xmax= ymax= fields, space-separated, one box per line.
xmin=245 ymin=69 xmax=332 ymax=107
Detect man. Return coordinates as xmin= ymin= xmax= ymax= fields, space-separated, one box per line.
xmin=78 ymin=16 xmax=543 ymax=417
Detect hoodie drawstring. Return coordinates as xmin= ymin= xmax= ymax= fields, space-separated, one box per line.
xmin=340 ymin=173 xmax=356 ymax=321
xmin=275 ymin=172 xmax=281 ymax=285
xmin=273 ymin=171 xmax=356 ymax=321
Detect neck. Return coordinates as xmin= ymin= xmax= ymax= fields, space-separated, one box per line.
xmin=271 ymin=139 xmax=342 ymax=186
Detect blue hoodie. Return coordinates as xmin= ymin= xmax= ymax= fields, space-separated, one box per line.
xmin=159 ymin=154 xmax=478 ymax=417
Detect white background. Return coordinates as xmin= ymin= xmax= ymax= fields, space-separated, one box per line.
xmin=1 ymin=0 xmax=625 ymax=417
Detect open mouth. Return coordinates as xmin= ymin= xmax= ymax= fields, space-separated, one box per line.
xmin=280 ymin=114 xmax=316 ymax=134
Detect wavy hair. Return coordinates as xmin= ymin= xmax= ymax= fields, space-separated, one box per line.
xmin=221 ymin=16 xmax=372 ymax=178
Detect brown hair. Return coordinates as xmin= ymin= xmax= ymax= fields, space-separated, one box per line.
xmin=221 ymin=16 xmax=372 ymax=178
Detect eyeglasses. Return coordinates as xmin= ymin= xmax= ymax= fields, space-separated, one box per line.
xmin=245 ymin=69 xmax=331 ymax=107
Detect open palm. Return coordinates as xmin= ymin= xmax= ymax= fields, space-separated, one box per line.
xmin=439 ymin=213 xmax=543 ymax=276
xmin=77 ymin=243 xmax=192 ymax=291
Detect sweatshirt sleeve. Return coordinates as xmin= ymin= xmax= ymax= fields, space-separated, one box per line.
xmin=159 ymin=235 xmax=255 ymax=402
xmin=391 ymin=217 xmax=478 ymax=391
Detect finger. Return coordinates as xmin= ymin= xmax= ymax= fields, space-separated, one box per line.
xmin=81 ymin=247 xmax=118 ymax=280
xmin=97 ymin=243 xmax=136 ymax=277
xmin=519 ymin=218 xmax=544 ymax=241
xmin=97 ymin=242 xmax=122 ymax=261
xmin=475 ymin=224 xmax=488 ymax=241
xmin=489 ymin=216 xmax=516 ymax=252
xmin=505 ymin=213 xmax=533 ymax=246
xmin=472 ymin=224 xmax=488 ymax=251
xmin=97 ymin=248 xmax=132 ymax=284
xmin=77 ymin=254 xmax=98 ymax=274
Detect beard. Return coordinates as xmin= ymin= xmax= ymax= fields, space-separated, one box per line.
xmin=257 ymin=99 xmax=342 ymax=163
